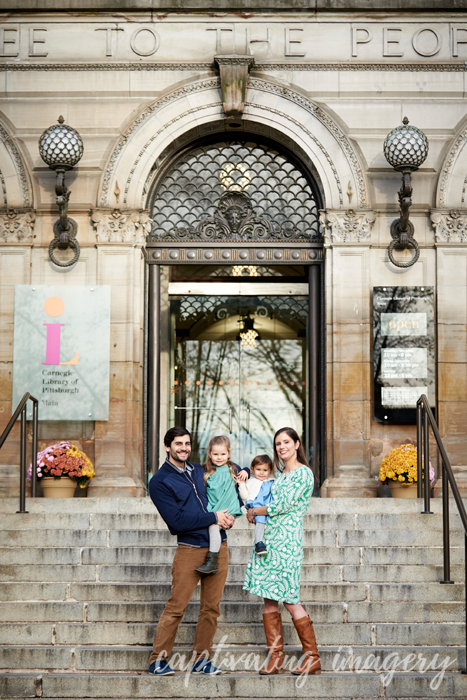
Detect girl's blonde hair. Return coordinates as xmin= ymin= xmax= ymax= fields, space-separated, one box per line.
xmin=204 ymin=435 xmax=237 ymax=483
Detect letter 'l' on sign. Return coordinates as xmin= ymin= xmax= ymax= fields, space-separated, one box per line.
xmin=42 ymin=296 xmax=78 ymax=365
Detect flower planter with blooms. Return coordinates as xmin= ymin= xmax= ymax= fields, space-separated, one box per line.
xmin=379 ymin=444 xmax=435 ymax=497
xmin=27 ymin=442 xmax=95 ymax=497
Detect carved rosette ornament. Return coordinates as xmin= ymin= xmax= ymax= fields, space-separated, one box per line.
xmin=0 ymin=209 xmax=36 ymax=244
xmin=91 ymin=209 xmax=152 ymax=245
xmin=320 ymin=209 xmax=376 ymax=246
xmin=430 ymin=210 xmax=467 ymax=245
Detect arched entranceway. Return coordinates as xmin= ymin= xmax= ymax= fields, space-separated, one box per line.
xmin=145 ymin=131 xmax=325 ymax=487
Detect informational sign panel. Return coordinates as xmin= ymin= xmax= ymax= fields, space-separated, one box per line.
xmin=373 ymin=287 xmax=435 ymax=424
xmin=13 ymin=286 xmax=111 ymax=421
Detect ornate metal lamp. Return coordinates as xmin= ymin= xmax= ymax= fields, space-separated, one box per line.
xmin=383 ymin=117 xmax=429 ymax=268
xmin=39 ymin=116 xmax=84 ymax=267
xmin=237 ymin=315 xmax=260 ymax=348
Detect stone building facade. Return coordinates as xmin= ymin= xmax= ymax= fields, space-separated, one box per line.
xmin=1 ymin=1 xmax=466 ymax=498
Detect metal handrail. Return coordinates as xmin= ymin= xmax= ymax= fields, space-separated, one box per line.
xmin=416 ymin=394 xmax=467 ymax=673
xmin=0 ymin=393 xmax=39 ymax=513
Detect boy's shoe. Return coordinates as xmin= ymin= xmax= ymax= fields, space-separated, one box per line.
xmin=255 ymin=541 xmax=267 ymax=555
xmin=148 ymin=659 xmax=175 ymax=675
xmin=191 ymin=657 xmax=223 ymax=675
xmin=195 ymin=551 xmax=218 ymax=575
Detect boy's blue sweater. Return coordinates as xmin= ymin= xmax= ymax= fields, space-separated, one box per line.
xmin=149 ymin=459 xmax=224 ymax=548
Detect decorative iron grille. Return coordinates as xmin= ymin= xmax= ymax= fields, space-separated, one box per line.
xmin=149 ymin=139 xmax=321 ymax=243
xmin=176 ymin=295 xmax=308 ymax=325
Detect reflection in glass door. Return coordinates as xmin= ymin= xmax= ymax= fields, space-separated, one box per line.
xmin=170 ymin=293 xmax=307 ymax=467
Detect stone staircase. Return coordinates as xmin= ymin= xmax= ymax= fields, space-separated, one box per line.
xmin=0 ymin=496 xmax=466 ymax=699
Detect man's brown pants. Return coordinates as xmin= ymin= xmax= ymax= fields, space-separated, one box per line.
xmin=149 ymin=541 xmax=229 ymax=665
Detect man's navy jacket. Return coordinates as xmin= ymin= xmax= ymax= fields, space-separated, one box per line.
xmin=149 ymin=459 xmax=225 ymax=548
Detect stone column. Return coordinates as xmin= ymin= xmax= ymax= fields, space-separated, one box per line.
xmin=319 ymin=209 xmax=378 ymax=497
xmin=431 ymin=210 xmax=467 ymax=497
xmin=0 ymin=210 xmax=35 ymax=497
xmin=87 ymin=209 xmax=151 ymax=497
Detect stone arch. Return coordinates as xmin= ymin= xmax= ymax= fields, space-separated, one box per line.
xmin=436 ymin=115 xmax=467 ymax=209
xmin=98 ymin=76 xmax=368 ymax=212
xmin=0 ymin=115 xmax=33 ymax=208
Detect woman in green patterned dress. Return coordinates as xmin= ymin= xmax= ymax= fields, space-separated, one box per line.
xmin=243 ymin=427 xmax=320 ymax=677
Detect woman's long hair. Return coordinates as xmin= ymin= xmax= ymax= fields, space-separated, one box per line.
xmin=273 ymin=427 xmax=316 ymax=478
xmin=204 ymin=435 xmax=237 ymax=483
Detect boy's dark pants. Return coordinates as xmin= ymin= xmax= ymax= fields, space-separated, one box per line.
xmin=149 ymin=541 xmax=229 ymax=665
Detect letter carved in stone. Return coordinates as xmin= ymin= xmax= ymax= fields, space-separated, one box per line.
xmin=430 ymin=210 xmax=467 ymax=244
xmin=0 ymin=209 xmax=35 ymax=243
xmin=320 ymin=209 xmax=376 ymax=246
xmin=91 ymin=209 xmax=152 ymax=245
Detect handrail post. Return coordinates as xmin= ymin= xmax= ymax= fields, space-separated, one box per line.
xmin=31 ymin=400 xmax=38 ymax=498
xmin=417 ymin=402 xmax=423 ymax=498
xmin=440 ymin=462 xmax=453 ymax=584
xmin=422 ymin=407 xmax=433 ymax=514
xmin=464 ymin=534 xmax=467 ymax=674
xmin=16 ymin=406 xmax=28 ymax=514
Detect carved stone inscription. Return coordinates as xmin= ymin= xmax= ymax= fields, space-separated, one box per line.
xmin=1 ymin=21 xmax=465 ymax=62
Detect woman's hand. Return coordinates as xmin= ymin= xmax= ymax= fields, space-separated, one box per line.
xmin=246 ymin=508 xmax=256 ymax=524
xmin=236 ymin=469 xmax=249 ymax=482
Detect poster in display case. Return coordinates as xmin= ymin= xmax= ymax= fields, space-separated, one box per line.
xmin=373 ymin=287 xmax=435 ymax=424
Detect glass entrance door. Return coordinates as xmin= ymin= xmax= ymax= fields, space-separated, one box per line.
xmin=169 ymin=290 xmax=307 ymax=467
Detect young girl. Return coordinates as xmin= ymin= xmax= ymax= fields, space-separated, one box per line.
xmin=195 ymin=435 xmax=249 ymax=575
xmin=238 ymin=455 xmax=274 ymax=556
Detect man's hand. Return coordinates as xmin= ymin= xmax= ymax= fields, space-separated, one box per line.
xmin=236 ymin=469 xmax=249 ymax=482
xmin=216 ymin=509 xmax=235 ymax=529
xmin=246 ymin=508 xmax=256 ymax=524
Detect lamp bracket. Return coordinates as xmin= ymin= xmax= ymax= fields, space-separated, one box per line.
xmin=49 ymin=168 xmax=80 ymax=267
xmin=49 ymin=217 xmax=80 ymax=268
xmin=387 ymin=169 xmax=420 ymax=268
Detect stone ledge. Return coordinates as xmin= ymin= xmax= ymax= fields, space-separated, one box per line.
xmin=1 ymin=0 xmax=466 ymax=11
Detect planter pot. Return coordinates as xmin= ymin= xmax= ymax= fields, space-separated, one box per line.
xmin=388 ymin=481 xmax=418 ymax=498
xmin=41 ymin=476 xmax=77 ymax=498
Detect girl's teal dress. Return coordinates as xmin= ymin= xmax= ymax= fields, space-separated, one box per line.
xmin=243 ymin=464 xmax=314 ymax=604
xmin=206 ymin=464 xmax=243 ymax=518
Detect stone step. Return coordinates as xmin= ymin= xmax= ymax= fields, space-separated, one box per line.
xmin=2 ymin=496 xmax=458 ymax=516
xmin=2 ymin=544 xmax=463 ymax=567
xmin=1 ymin=621 xmax=464 ymax=647
xmin=0 ymin=510 xmax=464 ymax=533
xmin=1 ymin=600 xmax=463 ymax=624
xmin=1 ymin=562 xmax=464 ymax=584
xmin=0 ymin=581 xmax=464 ymax=603
xmin=2 ymin=670 xmax=467 ymax=699
xmin=0 ymin=644 xmax=464 ymax=673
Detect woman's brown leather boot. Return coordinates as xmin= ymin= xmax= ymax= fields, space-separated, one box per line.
xmin=291 ymin=615 xmax=321 ymax=675
xmin=259 ymin=611 xmax=285 ymax=674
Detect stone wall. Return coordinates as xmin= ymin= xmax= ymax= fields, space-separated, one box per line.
xmin=1 ymin=9 xmax=467 ymax=496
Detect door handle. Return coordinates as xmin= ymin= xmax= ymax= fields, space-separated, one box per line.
xmin=246 ymin=406 xmax=250 ymax=434
xmin=229 ymin=407 xmax=233 ymax=434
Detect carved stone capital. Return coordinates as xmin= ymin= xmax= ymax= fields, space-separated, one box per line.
xmin=214 ymin=54 xmax=254 ymax=120
xmin=430 ymin=209 xmax=467 ymax=245
xmin=320 ymin=209 xmax=376 ymax=246
xmin=91 ymin=209 xmax=152 ymax=245
xmin=0 ymin=209 xmax=35 ymax=244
